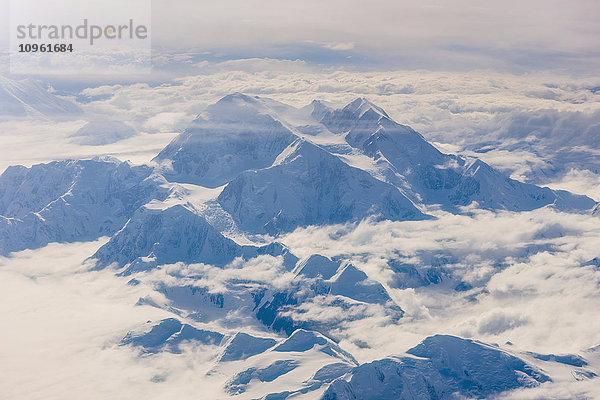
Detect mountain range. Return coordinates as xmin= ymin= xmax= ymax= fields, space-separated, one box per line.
xmin=1 ymin=93 xmax=598 ymax=399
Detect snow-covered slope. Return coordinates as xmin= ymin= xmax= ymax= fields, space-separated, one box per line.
xmin=218 ymin=139 xmax=426 ymax=234
xmin=322 ymin=335 xmax=551 ymax=400
xmin=219 ymin=329 xmax=358 ymax=399
xmin=153 ymin=93 xmax=297 ymax=188
xmin=154 ymin=94 xmax=594 ymax=215
xmin=2 ymin=92 xmax=599 ymax=399
xmin=121 ymin=319 xmax=557 ymax=400
xmin=91 ymin=203 xmax=244 ymax=269
xmin=293 ymin=254 xmax=340 ymax=280
xmin=319 ymin=98 xmax=596 ymax=212
xmin=220 ymin=329 xmax=358 ymax=399
xmin=0 ymin=76 xmax=82 ymax=118
xmin=0 ymin=157 xmax=167 ymax=256
xmin=121 ymin=318 xmax=225 ymax=353
xmin=121 ymin=318 xmax=359 ymax=399
xmin=219 ymin=332 xmax=278 ymax=362
xmin=91 ymin=200 xmax=297 ymax=272
xmin=253 ymin=256 xmax=403 ymax=335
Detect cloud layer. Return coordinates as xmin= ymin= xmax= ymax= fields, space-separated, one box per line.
xmin=1 ymin=207 xmax=599 ymax=398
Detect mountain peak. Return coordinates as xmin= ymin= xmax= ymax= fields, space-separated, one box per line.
xmin=153 ymin=94 xmax=298 ymax=187
xmin=91 ymin=203 xmax=244 ymax=268
xmin=344 ymin=97 xmax=390 ymax=120
xmin=217 ymin=92 xmax=260 ymax=105
xmin=307 ymin=99 xmax=335 ymax=121
xmin=274 ymin=329 xmax=358 ymax=365
xmin=294 ymin=254 xmax=339 ymax=279
xmin=217 ymin=138 xmax=426 ymax=234
xmin=219 ymin=332 xmax=277 ymax=362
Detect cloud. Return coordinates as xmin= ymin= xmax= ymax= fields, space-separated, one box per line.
xmin=280 ymin=208 xmax=600 ymax=357
xmin=143 ymin=112 xmax=190 ymax=133
xmin=0 ymin=184 xmax=599 ymax=398
xmin=143 ymin=0 xmax=600 ymax=73
xmin=476 ymin=310 xmax=529 ymax=335
xmin=1 ymin=2 xmax=599 ymax=396
xmin=141 ymin=254 xmax=296 ymax=294
xmin=0 ymin=118 xmax=178 ymax=172
xmin=545 ymin=169 xmax=600 ymax=201
xmin=0 ymin=240 xmax=227 ymax=400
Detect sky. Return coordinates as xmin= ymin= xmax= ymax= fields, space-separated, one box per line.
xmin=1 ymin=0 xmax=599 ymax=79
xmin=148 ymin=0 xmax=600 ymax=73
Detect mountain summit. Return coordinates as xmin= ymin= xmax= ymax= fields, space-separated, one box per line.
xmin=155 ymin=94 xmax=595 ymax=216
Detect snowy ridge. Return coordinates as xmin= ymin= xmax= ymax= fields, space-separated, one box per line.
xmin=217 ymin=138 xmax=426 ymax=234
xmin=322 ymin=335 xmax=551 ymax=400
xmin=0 ymin=157 xmax=168 ymax=256
xmin=121 ymin=318 xmax=225 ymax=353
xmin=91 ymin=200 xmax=297 ymax=272
xmin=253 ymin=255 xmax=403 ymax=335
xmin=317 ymin=98 xmax=596 ymax=212
xmin=121 ymin=319 xmax=559 ymax=400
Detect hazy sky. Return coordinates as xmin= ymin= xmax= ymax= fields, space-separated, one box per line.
xmin=151 ymin=0 xmax=600 ymax=73
xmin=1 ymin=0 xmax=599 ymax=76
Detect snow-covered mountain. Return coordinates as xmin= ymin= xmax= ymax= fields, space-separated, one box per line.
xmin=108 ymin=251 xmax=400 ymax=340
xmin=153 ymin=93 xmax=297 ymax=188
xmin=0 ymin=76 xmax=82 ymax=118
xmin=0 ymin=157 xmax=168 ymax=256
xmin=92 ymin=203 xmax=244 ymax=269
xmin=218 ymin=138 xmax=426 ymax=234
xmin=123 ymin=322 xmax=360 ymax=399
xmin=253 ymin=255 xmax=403 ymax=335
xmin=154 ymin=94 xmax=595 ymax=218
xmin=120 ymin=318 xmax=559 ymax=400
xmin=91 ymin=201 xmax=296 ymax=272
xmin=318 ymin=98 xmax=595 ymax=212
xmin=322 ymin=335 xmax=551 ymax=400
xmin=121 ymin=317 xmax=226 ymax=354
xmin=1 ymin=93 xmax=599 ymax=399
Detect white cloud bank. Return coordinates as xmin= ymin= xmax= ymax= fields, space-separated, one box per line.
xmin=282 ymin=208 xmax=600 ymax=360
xmin=1 ymin=208 xmax=599 ymax=399
xmin=0 ymin=240 xmax=229 ymax=400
